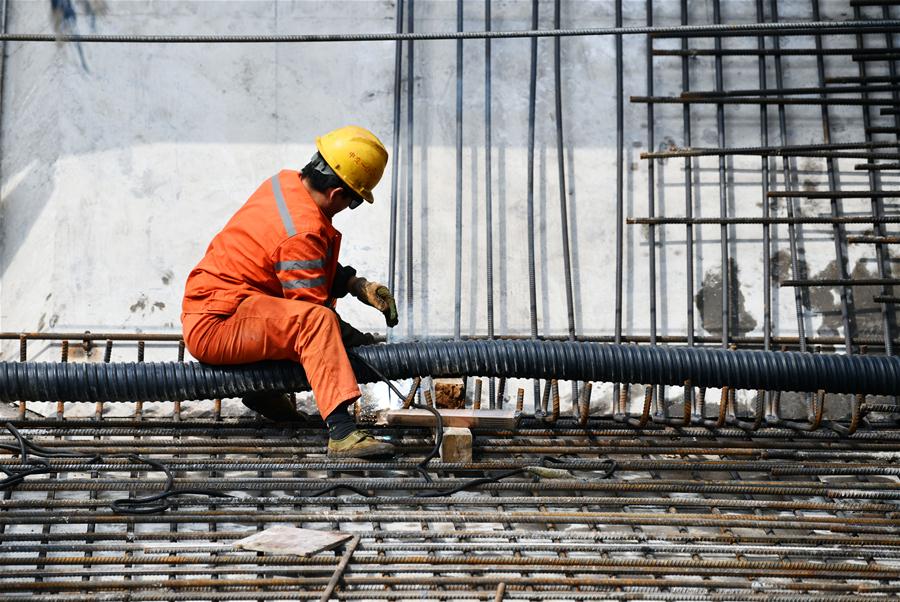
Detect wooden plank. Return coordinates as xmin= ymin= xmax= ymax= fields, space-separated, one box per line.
xmin=433 ymin=378 xmax=466 ymax=409
xmin=379 ymin=408 xmax=517 ymax=430
xmin=440 ymin=427 xmax=473 ymax=463
xmin=234 ymin=526 xmax=353 ymax=557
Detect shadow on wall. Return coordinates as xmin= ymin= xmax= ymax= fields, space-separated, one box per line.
xmin=771 ymin=249 xmax=896 ymax=340
xmin=695 ymin=257 xmax=758 ymax=338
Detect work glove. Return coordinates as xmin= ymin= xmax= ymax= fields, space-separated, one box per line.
xmin=348 ymin=276 xmax=399 ymax=328
xmin=337 ymin=315 xmax=376 ymax=348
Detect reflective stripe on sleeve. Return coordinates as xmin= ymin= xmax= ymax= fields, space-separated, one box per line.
xmin=281 ymin=277 xmax=327 ymax=290
xmin=275 ymin=259 xmax=325 ymax=271
xmin=271 ymin=174 xmax=297 ymax=237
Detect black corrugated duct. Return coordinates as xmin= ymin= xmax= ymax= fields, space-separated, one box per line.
xmin=0 ymin=340 xmax=897 ymax=402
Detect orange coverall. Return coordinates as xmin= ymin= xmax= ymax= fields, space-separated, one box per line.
xmin=182 ymin=170 xmax=360 ymax=419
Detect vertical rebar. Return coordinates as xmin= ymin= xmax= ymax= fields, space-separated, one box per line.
xmin=554 ymin=0 xmax=577 ymax=407
xmin=135 ymin=341 xmax=145 ymax=419
xmin=578 ymin=382 xmax=592 ymax=426
xmin=473 ymin=378 xmax=482 ymax=411
xmin=403 ymin=376 xmax=421 ymax=410
xmin=757 ymin=0 xmax=772 ymax=353
xmin=769 ymin=0 xmax=808 ymax=354
xmin=56 ymin=340 xmax=68 ymax=420
xmin=484 ymin=0 xmax=495 ymax=409
xmin=527 ymin=0 xmax=540 ymax=411
xmin=712 ymin=0 xmax=730 ymax=349
xmin=756 ymin=0 xmax=772 ymax=418
xmin=613 ymin=0 xmax=624 ymax=415
xmin=680 ymin=0 xmax=695 ymax=349
xmin=405 ymin=0 xmax=415 ymax=337
xmin=454 ymin=0 xmax=463 ymax=341
xmin=17 ymin=334 xmax=25 ymax=419
xmin=387 ymin=0 xmax=404 ymax=311
xmin=646 ymin=0 xmax=657 ymax=349
xmin=548 ymin=379 xmax=560 ymax=423
xmin=812 ymin=0 xmax=855 ymax=354
xmin=645 ymin=0 xmax=662 ymax=418
xmin=553 ymin=0 xmax=575 ymax=342
xmin=683 ymin=380 xmax=692 ymax=426
xmin=99 ymin=340 xmax=112 ymax=420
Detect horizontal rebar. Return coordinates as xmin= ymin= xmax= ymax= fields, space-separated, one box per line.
xmin=0 ymin=20 xmax=894 ymax=44
xmin=767 ymin=190 xmax=899 ymax=198
xmin=632 ymin=95 xmax=896 ymax=105
xmin=854 ymin=163 xmax=900 ymax=170
xmin=627 ymin=215 xmax=900 ymax=225
xmin=655 ymin=47 xmax=900 ymax=57
xmin=2 ymin=541 xmax=896 ymax=559
xmin=781 ymin=278 xmax=900 ymax=287
xmin=683 ymin=84 xmax=900 ymax=97
xmin=7 ymin=477 xmax=900 ymax=499
xmin=0 ymin=528 xmax=896 ymax=547
xmin=4 ymin=331 xmax=897 ymax=348
xmin=847 ymin=235 xmax=900 ymax=243
xmin=0 ymin=493 xmax=894 ymax=514
xmin=641 ymin=141 xmax=900 ymax=159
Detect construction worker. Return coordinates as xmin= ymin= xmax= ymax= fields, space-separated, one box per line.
xmin=181 ymin=125 xmax=398 ymax=459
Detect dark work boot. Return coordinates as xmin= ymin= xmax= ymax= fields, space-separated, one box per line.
xmin=327 ymin=430 xmax=395 ymax=459
xmin=242 ymin=392 xmax=306 ymax=422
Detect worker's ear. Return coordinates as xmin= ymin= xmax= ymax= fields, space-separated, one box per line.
xmin=326 ymin=187 xmax=346 ymax=205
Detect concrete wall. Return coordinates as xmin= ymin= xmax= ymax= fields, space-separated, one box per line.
xmin=0 ymin=0 xmax=896 ymax=371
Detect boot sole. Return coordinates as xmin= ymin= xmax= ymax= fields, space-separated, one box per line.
xmin=327 ymin=444 xmax=396 ymax=459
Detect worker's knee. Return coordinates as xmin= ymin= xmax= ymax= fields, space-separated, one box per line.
xmin=302 ymin=305 xmax=340 ymax=334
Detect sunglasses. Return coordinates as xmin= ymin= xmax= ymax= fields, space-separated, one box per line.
xmin=348 ymin=194 xmax=364 ymax=210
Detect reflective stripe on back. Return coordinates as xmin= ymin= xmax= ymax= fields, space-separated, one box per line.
xmin=281 ymin=277 xmax=326 ymax=290
xmin=275 ymin=259 xmax=325 ymax=271
xmin=271 ymin=174 xmax=297 ymax=237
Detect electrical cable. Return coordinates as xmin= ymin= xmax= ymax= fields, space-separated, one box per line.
xmin=108 ymin=454 xmax=232 ymax=515
xmin=0 ymin=423 xmax=228 ymax=514
xmin=0 ymin=422 xmax=94 ymax=491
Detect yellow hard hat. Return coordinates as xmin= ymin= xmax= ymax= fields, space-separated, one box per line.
xmin=315 ymin=125 xmax=388 ymax=204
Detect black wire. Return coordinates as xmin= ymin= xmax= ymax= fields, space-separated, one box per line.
xmin=109 ymin=454 xmax=231 ymax=515
xmin=0 ymin=423 xmax=93 ymax=491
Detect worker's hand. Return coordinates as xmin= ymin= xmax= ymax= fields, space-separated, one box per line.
xmin=337 ymin=316 xmax=376 ymax=348
xmin=349 ymin=277 xmax=399 ymax=328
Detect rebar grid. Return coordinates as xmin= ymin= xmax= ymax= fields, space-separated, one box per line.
xmin=2 ymin=414 xmax=900 ymax=599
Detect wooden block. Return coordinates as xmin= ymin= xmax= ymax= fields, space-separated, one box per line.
xmin=234 ymin=526 xmax=353 ymax=557
xmin=433 ymin=378 xmax=466 ymax=409
xmin=379 ymin=408 xmax=517 ymax=430
xmin=440 ymin=427 xmax=473 ymax=463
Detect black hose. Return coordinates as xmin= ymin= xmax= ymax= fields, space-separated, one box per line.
xmin=1 ymin=340 xmax=898 ymax=402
